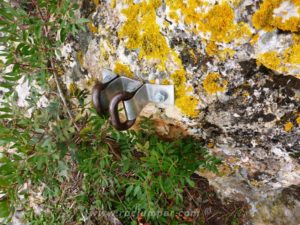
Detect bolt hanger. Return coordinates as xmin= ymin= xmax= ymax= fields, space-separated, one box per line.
xmin=92 ymin=70 xmax=174 ymax=130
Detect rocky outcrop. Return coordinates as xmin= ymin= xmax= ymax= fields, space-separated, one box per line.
xmin=63 ymin=0 xmax=300 ymax=224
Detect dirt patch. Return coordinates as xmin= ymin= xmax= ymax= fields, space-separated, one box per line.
xmin=177 ymin=173 xmax=250 ymax=225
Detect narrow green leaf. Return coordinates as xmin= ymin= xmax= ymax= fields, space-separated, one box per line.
xmin=0 ymin=108 xmax=11 ymax=113
xmin=76 ymin=18 xmax=90 ymax=24
xmin=126 ymin=185 xmax=134 ymax=197
xmin=0 ymin=114 xmax=13 ymax=119
xmin=133 ymin=185 xmax=141 ymax=197
xmin=0 ymin=199 xmax=10 ymax=218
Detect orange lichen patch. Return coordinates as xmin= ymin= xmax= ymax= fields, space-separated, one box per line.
xmin=205 ymin=42 xmax=218 ymax=56
xmin=203 ymin=73 xmax=228 ymax=94
xmin=294 ymin=1 xmax=300 ymax=10
xmin=200 ymin=3 xmax=251 ymax=43
xmin=257 ymin=51 xmax=281 ymax=71
xmin=252 ymin=0 xmax=281 ymax=31
xmin=114 ymin=62 xmax=134 ymax=78
xmin=87 ymin=22 xmax=98 ymax=33
xmin=272 ymin=16 xmax=300 ymax=32
xmin=284 ymin=121 xmax=293 ymax=132
xmin=252 ymin=0 xmax=300 ymax=32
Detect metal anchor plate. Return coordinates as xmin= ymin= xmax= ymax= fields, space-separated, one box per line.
xmin=101 ymin=69 xmax=118 ymax=84
xmin=123 ymin=84 xmax=174 ymax=120
xmin=99 ymin=76 xmax=143 ymax=111
xmin=92 ymin=70 xmax=174 ymax=130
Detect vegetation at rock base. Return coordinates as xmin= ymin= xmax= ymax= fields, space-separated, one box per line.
xmin=0 ymin=1 xmax=249 ymax=224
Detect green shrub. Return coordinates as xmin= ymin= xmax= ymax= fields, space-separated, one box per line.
xmin=0 ymin=1 xmax=220 ymax=224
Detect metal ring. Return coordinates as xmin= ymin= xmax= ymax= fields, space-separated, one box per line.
xmin=92 ymin=80 xmax=111 ymax=116
xmin=109 ymin=91 xmax=136 ymax=131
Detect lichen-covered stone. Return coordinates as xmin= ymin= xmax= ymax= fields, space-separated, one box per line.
xmin=71 ymin=0 xmax=300 ymax=224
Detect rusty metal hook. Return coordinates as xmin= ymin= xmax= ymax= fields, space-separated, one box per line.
xmin=92 ymin=80 xmax=110 ymax=116
xmin=109 ymin=91 xmax=136 ymax=131
xmin=92 ymin=70 xmax=118 ymax=116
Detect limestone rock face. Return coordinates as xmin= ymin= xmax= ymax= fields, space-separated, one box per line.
xmin=75 ymin=0 xmax=300 ymax=224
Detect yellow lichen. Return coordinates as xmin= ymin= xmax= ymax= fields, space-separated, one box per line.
xmin=203 ymin=73 xmax=228 ymax=94
xmin=200 ymin=3 xmax=251 ymax=43
xmin=207 ymin=142 xmax=214 ymax=148
xmin=296 ymin=115 xmax=300 ymax=125
xmin=252 ymin=10 xmax=300 ymax=75
xmin=290 ymin=0 xmax=300 ymax=6
xmin=257 ymin=39 xmax=300 ymax=74
xmin=165 ymin=1 xmax=251 ymax=44
xmin=93 ymin=0 xmax=100 ymax=7
xmin=149 ymin=79 xmax=156 ymax=84
xmin=118 ymin=0 xmax=199 ymax=117
xmin=292 ymin=33 xmax=300 ymax=43
xmin=110 ymin=0 xmax=116 ymax=8
xmin=77 ymin=51 xmax=84 ymax=66
xmin=164 ymin=2 xmax=251 ymax=61
xmin=99 ymin=41 xmax=109 ymax=61
xmin=218 ymin=48 xmax=236 ymax=61
xmin=283 ymin=43 xmax=300 ymax=65
xmin=161 ymin=78 xmax=170 ymax=85
xmin=171 ymin=69 xmax=199 ymax=117
xmin=188 ymin=49 xmax=198 ymax=64
xmin=175 ymin=89 xmax=199 ymax=117
xmin=205 ymin=42 xmax=218 ymax=56
xmin=168 ymin=10 xmax=179 ymax=23
xmin=118 ymin=0 xmax=170 ymax=70
xmin=56 ymin=66 xmax=64 ymax=76
xmin=87 ymin=22 xmax=98 ymax=33
xmin=252 ymin=0 xmax=300 ymax=32
xmin=284 ymin=121 xmax=293 ymax=132
xmin=68 ymin=82 xmax=78 ymax=95
xmin=250 ymin=34 xmax=260 ymax=45
xmin=205 ymin=42 xmax=235 ymax=61
xmin=229 ymin=0 xmax=243 ymax=7
xmin=114 ymin=62 xmax=134 ymax=78
xmin=257 ymin=51 xmax=281 ymax=71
